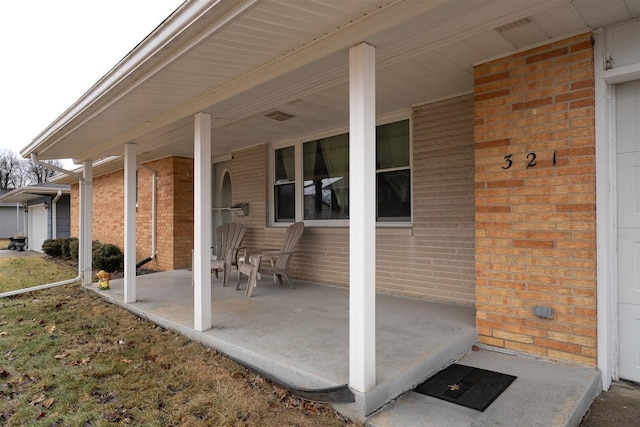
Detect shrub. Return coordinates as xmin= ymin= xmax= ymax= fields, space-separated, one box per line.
xmin=92 ymin=243 xmax=124 ymax=272
xmin=42 ymin=239 xmax=64 ymax=257
xmin=62 ymin=237 xmax=77 ymax=259
xmin=69 ymin=239 xmax=101 ymax=261
xmin=69 ymin=239 xmax=79 ymax=261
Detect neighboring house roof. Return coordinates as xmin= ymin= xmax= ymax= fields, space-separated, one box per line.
xmin=0 ymin=184 xmax=71 ymax=204
xmin=0 ymin=190 xmax=17 ymax=208
xmin=19 ymin=0 xmax=639 ymax=167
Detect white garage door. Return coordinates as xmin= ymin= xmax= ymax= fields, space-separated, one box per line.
xmin=617 ymin=79 xmax=640 ymax=383
xmin=28 ymin=204 xmax=48 ymax=253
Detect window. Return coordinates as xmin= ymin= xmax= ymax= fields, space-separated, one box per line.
xmin=304 ymin=134 xmax=349 ymax=220
xmin=273 ymin=119 xmax=410 ymax=224
xmin=274 ymin=146 xmax=295 ymax=222
xmin=376 ymin=120 xmax=411 ymax=222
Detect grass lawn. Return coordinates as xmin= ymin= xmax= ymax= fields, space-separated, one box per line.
xmin=0 ymin=257 xmax=78 ymax=293
xmin=0 ymin=256 xmax=356 ymax=426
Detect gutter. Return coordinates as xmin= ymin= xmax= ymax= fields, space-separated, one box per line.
xmin=0 ymin=273 xmax=81 ymax=299
xmin=30 ymin=154 xmax=82 ymax=179
xmin=52 ymin=190 xmax=63 ymax=239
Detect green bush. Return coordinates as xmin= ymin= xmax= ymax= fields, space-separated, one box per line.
xmin=42 ymin=239 xmax=64 ymax=257
xmin=92 ymin=243 xmax=124 ymax=272
xmin=69 ymin=239 xmax=79 ymax=260
xmin=62 ymin=237 xmax=77 ymax=259
xmin=69 ymin=239 xmax=101 ymax=261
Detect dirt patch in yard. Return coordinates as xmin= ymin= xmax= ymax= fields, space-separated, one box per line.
xmin=0 ymin=282 xmax=357 ymax=426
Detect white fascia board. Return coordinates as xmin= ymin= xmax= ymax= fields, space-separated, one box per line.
xmin=0 ymin=187 xmax=71 ymax=204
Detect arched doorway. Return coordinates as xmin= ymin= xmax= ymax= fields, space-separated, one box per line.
xmin=212 ymin=162 xmax=232 ymax=258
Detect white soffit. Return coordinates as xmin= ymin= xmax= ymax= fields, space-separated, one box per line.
xmin=22 ymin=0 xmax=640 ymax=167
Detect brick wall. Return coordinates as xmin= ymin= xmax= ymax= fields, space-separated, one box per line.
xmin=231 ymin=96 xmax=476 ymax=305
xmin=171 ymin=157 xmax=194 ymax=269
xmin=474 ymin=33 xmax=597 ymax=366
xmin=400 ymin=94 xmax=475 ymax=303
xmin=69 ymin=156 xmax=194 ymax=271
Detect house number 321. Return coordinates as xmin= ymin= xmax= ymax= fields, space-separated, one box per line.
xmin=501 ymin=150 xmax=557 ymax=170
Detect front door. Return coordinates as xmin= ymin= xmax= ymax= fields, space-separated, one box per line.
xmin=617 ymin=79 xmax=640 ymax=382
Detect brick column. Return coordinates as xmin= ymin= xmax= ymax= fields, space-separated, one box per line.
xmin=474 ymin=33 xmax=597 ymax=366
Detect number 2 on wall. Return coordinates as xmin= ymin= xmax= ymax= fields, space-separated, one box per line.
xmin=526 ymin=152 xmax=537 ymax=168
xmin=501 ymin=151 xmax=554 ymax=170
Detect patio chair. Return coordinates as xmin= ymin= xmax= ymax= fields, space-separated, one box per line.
xmin=211 ymin=222 xmax=247 ymax=287
xmin=238 ymin=221 xmax=304 ymax=297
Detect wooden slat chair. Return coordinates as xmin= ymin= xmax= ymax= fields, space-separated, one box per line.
xmin=238 ymin=221 xmax=304 ymax=297
xmin=211 ymin=222 xmax=247 ymax=287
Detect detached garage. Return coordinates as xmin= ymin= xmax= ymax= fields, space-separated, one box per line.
xmin=0 ymin=184 xmax=71 ymax=252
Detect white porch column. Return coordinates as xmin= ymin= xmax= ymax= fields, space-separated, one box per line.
xmin=124 ymin=143 xmax=137 ymax=303
xmin=80 ymin=161 xmax=93 ymax=285
xmin=349 ymin=42 xmax=376 ymax=393
xmin=194 ymin=112 xmax=213 ymax=331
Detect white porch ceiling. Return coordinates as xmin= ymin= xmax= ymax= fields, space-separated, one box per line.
xmin=23 ymin=0 xmax=640 ymax=173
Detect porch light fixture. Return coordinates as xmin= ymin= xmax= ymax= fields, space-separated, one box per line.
xmin=44 ymin=201 xmax=49 ymax=210
xmin=265 ymin=111 xmax=295 ymax=122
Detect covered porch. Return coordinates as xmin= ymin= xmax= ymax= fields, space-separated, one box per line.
xmin=84 ymin=270 xmax=476 ymax=420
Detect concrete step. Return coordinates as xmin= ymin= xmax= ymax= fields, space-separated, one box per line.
xmin=367 ymin=349 xmax=601 ymax=427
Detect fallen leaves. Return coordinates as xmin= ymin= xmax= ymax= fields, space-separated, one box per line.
xmin=29 ymin=393 xmax=47 ymax=406
xmin=91 ymin=389 xmax=119 ymax=404
xmin=0 ymin=284 xmax=352 ymax=426
xmin=102 ymin=405 xmax=134 ymax=423
xmin=66 ymin=357 xmax=91 ymax=367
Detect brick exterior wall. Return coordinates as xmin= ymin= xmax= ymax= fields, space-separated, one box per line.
xmin=474 ymin=33 xmax=597 ymax=366
xmin=231 ymin=95 xmax=476 ymax=305
xmin=69 ymin=157 xmax=194 ymax=272
xmin=171 ymin=157 xmax=195 ymax=269
xmin=404 ymin=95 xmax=475 ymax=303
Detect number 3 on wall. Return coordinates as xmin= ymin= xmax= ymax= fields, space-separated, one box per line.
xmin=502 ymin=154 xmax=513 ymax=170
xmin=501 ymin=152 xmax=552 ymax=170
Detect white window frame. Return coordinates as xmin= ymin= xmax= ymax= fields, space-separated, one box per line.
xmin=269 ymin=113 xmax=413 ymax=227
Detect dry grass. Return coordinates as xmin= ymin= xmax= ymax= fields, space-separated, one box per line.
xmin=0 ymin=257 xmax=357 ymax=426
xmin=0 ymin=257 xmax=78 ymax=293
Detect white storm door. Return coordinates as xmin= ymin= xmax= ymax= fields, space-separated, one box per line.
xmin=617 ymin=79 xmax=640 ymax=382
xmin=28 ymin=204 xmax=48 ymax=253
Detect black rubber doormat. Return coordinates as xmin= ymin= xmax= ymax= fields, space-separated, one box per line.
xmin=414 ymin=364 xmax=516 ymax=412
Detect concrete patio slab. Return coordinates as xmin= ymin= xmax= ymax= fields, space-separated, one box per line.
xmin=367 ymin=349 xmax=601 ymax=427
xmin=84 ymin=269 xmax=477 ymax=421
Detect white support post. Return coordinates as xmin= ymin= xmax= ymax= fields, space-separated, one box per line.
xmin=80 ymin=161 xmax=93 ymax=285
xmin=194 ymin=112 xmax=213 ymax=331
xmin=124 ymin=143 xmax=137 ymax=303
xmin=349 ymin=42 xmax=376 ymax=393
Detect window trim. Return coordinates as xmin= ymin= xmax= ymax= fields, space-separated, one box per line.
xmin=269 ymin=114 xmax=413 ymax=227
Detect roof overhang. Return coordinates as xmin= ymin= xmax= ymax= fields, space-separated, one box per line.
xmin=19 ymin=0 xmax=640 ymax=175
xmin=0 ymin=185 xmax=71 ymax=204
